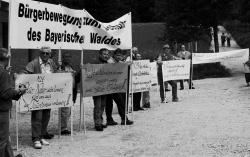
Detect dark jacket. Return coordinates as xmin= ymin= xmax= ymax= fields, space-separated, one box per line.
xmin=0 ymin=66 xmax=21 ymax=112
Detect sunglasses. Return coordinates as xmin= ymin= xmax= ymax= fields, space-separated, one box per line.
xmin=41 ymin=52 xmax=51 ymax=56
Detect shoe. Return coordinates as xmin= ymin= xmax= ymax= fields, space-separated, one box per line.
xmin=172 ymin=98 xmax=179 ymax=102
xmin=43 ymin=133 xmax=54 ymax=139
xmin=143 ymin=103 xmax=150 ymax=108
xmin=165 ymin=89 xmax=171 ymax=91
xmin=180 ymin=87 xmax=184 ymax=90
xmin=102 ymin=124 xmax=107 ymax=128
xmin=107 ymin=120 xmax=118 ymax=126
xmin=33 ymin=140 xmax=42 ymax=149
xmin=121 ymin=119 xmax=133 ymax=125
xmin=40 ymin=139 xmax=49 ymax=146
xmin=61 ymin=130 xmax=71 ymax=135
xmin=95 ymin=126 xmax=103 ymax=131
xmin=192 ymin=87 xmax=195 ymax=89
xmin=138 ymin=107 xmax=144 ymax=110
xmin=16 ymin=154 xmax=23 ymax=157
xmin=133 ymin=108 xmax=139 ymax=111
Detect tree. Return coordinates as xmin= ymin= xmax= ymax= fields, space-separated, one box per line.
xmin=161 ymin=0 xmax=234 ymax=52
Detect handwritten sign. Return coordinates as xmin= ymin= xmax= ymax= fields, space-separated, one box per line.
xmin=149 ymin=62 xmax=158 ymax=85
xmin=81 ymin=63 xmax=128 ymax=97
xmin=162 ymin=60 xmax=191 ymax=81
xmin=15 ymin=73 xmax=73 ymax=112
xmin=130 ymin=60 xmax=151 ymax=93
xmin=192 ymin=49 xmax=249 ymax=64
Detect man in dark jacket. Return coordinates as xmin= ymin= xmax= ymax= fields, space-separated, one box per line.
xmin=157 ymin=44 xmax=180 ymax=103
xmin=0 ymin=48 xmax=27 ymax=157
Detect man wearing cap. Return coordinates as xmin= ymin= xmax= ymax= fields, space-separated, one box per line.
xmin=25 ymin=46 xmax=57 ymax=149
xmin=157 ymin=44 xmax=180 ymax=102
xmin=0 ymin=48 xmax=27 ymax=157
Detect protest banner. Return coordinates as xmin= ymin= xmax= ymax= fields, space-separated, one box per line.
xmin=81 ymin=63 xmax=128 ymax=97
xmin=192 ymin=49 xmax=249 ymax=64
xmin=9 ymin=0 xmax=132 ymax=50
xmin=149 ymin=62 xmax=158 ymax=85
xmin=130 ymin=60 xmax=151 ymax=93
xmin=15 ymin=73 xmax=73 ymax=112
xmin=162 ymin=60 xmax=191 ymax=81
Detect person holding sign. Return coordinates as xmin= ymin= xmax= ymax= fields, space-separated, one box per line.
xmin=133 ymin=53 xmax=144 ymax=111
xmin=105 ymin=48 xmax=133 ymax=125
xmin=59 ymin=52 xmax=80 ymax=135
xmin=25 ymin=46 xmax=57 ymax=149
xmin=177 ymin=44 xmax=194 ymax=90
xmin=0 ymin=48 xmax=27 ymax=157
xmin=157 ymin=44 xmax=180 ymax=103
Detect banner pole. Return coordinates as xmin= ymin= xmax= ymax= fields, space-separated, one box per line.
xmin=189 ymin=42 xmax=194 ymax=89
xmin=130 ymin=49 xmax=134 ymax=121
xmin=162 ymin=63 xmax=166 ymax=102
xmin=58 ymin=48 xmax=62 ymax=138
xmin=16 ymin=101 xmax=19 ymax=151
xmin=70 ymin=105 xmax=74 ymax=141
xmin=80 ymin=49 xmax=86 ymax=134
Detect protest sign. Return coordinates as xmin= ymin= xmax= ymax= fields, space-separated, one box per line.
xmin=149 ymin=62 xmax=158 ymax=85
xmin=9 ymin=0 xmax=132 ymax=50
xmin=81 ymin=63 xmax=128 ymax=97
xmin=192 ymin=49 xmax=249 ymax=64
xmin=130 ymin=60 xmax=151 ymax=93
xmin=15 ymin=73 xmax=73 ymax=112
xmin=162 ymin=60 xmax=191 ymax=81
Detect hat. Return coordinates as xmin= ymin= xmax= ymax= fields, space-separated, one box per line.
xmin=0 ymin=48 xmax=10 ymax=61
xmin=163 ymin=44 xmax=170 ymax=49
xmin=40 ymin=46 xmax=51 ymax=53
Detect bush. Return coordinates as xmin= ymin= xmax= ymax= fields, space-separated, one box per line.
xmin=193 ymin=63 xmax=231 ymax=80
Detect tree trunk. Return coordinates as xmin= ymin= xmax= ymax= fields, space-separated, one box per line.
xmin=213 ymin=25 xmax=219 ymax=52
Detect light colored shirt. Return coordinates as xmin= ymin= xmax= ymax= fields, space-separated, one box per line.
xmin=39 ymin=57 xmax=52 ymax=74
xmin=177 ymin=51 xmax=191 ymax=60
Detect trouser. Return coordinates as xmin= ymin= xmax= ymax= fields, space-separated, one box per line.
xmin=93 ymin=95 xmax=107 ymax=126
xmin=31 ymin=109 xmax=51 ymax=141
xmin=61 ymin=107 xmax=71 ymax=131
xmin=0 ymin=111 xmax=14 ymax=157
xmin=142 ymin=91 xmax=150 ymax=106
xmin=180 ymin=79 xmax=194 ymax=89
xmin=133 ymin=92 xmax=142 ymax=110
xmin=160 ymin=80 xmax=178 ymax=101
xmin=105 ymin=93 xmax=126 ymax=122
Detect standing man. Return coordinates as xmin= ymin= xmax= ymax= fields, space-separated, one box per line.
xmin=177 ymin=44 xmax=194 ymax=90
xmin=157 ymin=44 xmax=180 ymax=103
xmin=132 ymin=53 xmax=144 ymax=111
xmin=105 ymin=48 xmax=133 ymax=125
xmin=0 ymin=48 xmax=27 ymax=157
xmin=92 ymin=48 xmax=110 ymax=131
xmin=25 ymin=46 xmax=57 ymax=149
xmin=60 ymin=52 xmax=80 ymax=135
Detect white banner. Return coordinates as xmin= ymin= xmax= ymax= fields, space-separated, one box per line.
xmin=15 ymin=73 xmax=73 ymax=112
xmin=149 ymin=62 xmax=158 ymax=85
xmin=192 ymin=49 xmax=249 ymax=64
xmin=131 ymin=60 xmax=151 ymax=93
xmin=81 ymin=63 xmax=128 ymax=97
xmin=162 ymin=60 xmax=191 ymax=81
xmin=9 ymin=0 xmax=132 ymax=50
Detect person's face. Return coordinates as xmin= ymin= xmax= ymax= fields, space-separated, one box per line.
xmin=63 ymin=54 xmax=72 ymax=65
xmin=135 ymin=54 xmax=142 ymax=60
xmin=163 ymin=47 xmax=171 ymax=54
xmin=100 ymin=50 xmax=110 ymax=62
xmin=114 ymin=53 xmax=124 ymax=62
xmin=40 ymin=50 xmax=51 ymax=62
xmin=181 ymin=45 xmax=186 ymax=51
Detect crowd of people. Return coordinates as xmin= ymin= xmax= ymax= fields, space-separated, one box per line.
xmin=0 ymin=43 xmax=195 ymax=156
